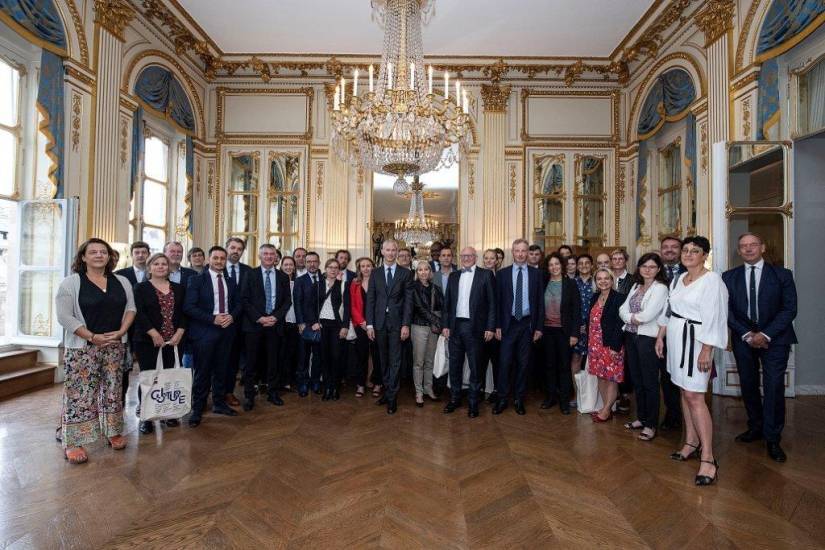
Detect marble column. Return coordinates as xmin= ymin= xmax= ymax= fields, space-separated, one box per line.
xmin=480 ymin=84 xmax=511 ymax=252
xmin=88 ymin=0 xmax=134 ymax=242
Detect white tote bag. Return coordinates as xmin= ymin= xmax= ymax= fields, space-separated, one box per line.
xmin=139 ymin=345 xmax=192 ymax=421
xmin=574 ymin=369 xmax=603 ymax=414
xmin=432 ymin=335 xmax=448 ymax=378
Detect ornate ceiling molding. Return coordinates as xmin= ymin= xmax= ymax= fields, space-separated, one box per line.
xmin=615 ymin=0 xmax=693 ymax=65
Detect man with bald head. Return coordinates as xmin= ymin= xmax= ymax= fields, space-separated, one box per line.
xmin=441 ymin=247 xmax=496 ymax=418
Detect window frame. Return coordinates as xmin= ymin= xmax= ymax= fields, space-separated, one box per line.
xmin=0 ymin=54 xmax=24 ymax=200
xmin=573 ymin=153 xmax=607 ymax=248
xmin=532 ymin=153 xmax=566 ymax=251
xmin=657 ymin=137 xmax=683 ymax=239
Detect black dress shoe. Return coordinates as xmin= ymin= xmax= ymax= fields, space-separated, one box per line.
xmin=332 ymin=389 xmax=340 ymax=401
xmin=258 ymin=383 xmax=269 ymax=396
xmin=188 ymin=415 xmax=201 ymax=428
xmin=243 ymin=398 xmax=254 ymax=411
xmin=212 ymin=403 xmax=238 ymax=416
xmin=387 ymin=400 xmax=397 ymax=415
xmin=487 ymin=391 xmax=499 ymax=404
xmin=443 ymin=401 xmax=460 ymax=414
xmin=139 ymin=420 xmax=153 ymax=434
xmin=322 ymin=388 xmax=331 ymax=401
xmin=267 ymin=393 xmax=284 ymax=406
xmin=767 ymin=442 xmax=787 ymax=462
xmin=515 ymin=401 xmax=526 ymax=415
xmin=376 ymin=396 xmax=388 ymax=405
xmin=312 ymin=383 xmax=322 ymax=395
xmin=164 ymin=419 xmax=179 ymax=427
xmin=560 ymin=405 xmax=571 ymax=415
xmin=735 ymin=429 xmax=764 ymax=443
xmin=468 ymin=405 xmax=479 ymax=418
xmin=492 ymin=400 xmax=508 ymax=415
xmin=540 ymin=398 xmax=558 ymax=410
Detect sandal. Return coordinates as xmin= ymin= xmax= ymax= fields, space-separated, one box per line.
xmin=107 ymin=435 xmax=127 ymax=450
xmin=355 ymin=386 xmax=365 ymax=398
xmin=638 ymin=428 xmax=656 ymax=442
xmin=592 ymin=412 xmax=613 ymax=423
xmin=64 ymin=447 xmax=88 ymax=464
xmin=624 ymin=420 xmax=644 ymax=430
xmin=670 ymin=441 xmax=701 ymax=462
xmin=695 ymin=459 xmax=719 ymax=486
xmin=372 ymin=385 xmax=382 ymax=398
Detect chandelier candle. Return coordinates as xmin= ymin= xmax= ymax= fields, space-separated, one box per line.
xmin=353 ymin=69 xmax=359 ymax=97
xmin=428 ymin=65 xmax=433 ymax=95
xmin=369 ymin=64 xmax=374 ymax=92
xmin=444 ymin=71 xmax=449 ymax=99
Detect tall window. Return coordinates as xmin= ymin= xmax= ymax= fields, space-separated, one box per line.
xmin=533 ymin=154 xmax=565 ymax=250
xmin=658 ymin=140 xmax=682 ymax=237
xmin=0 ymin=58 xmax=21 ymax=199
xmin=227 ymin=152 xmax=260 ymax=263
xmin=574 ymin=154 xmax=606 ymax=247
xmin=267 ymin=153 xmax=300 ymax=252
xmin=131 ymin=132 xmax=171 ymax=251
xmin=799 ymin=56 xmax=825 ymax=136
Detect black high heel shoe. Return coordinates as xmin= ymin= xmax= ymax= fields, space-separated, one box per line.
xmin=670 ymin=441 xmax=701 ymax=461
xmin=695 ymin=459 xmax=718 ymax=486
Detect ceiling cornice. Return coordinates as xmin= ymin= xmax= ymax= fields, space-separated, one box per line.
xmin=132 ymin=0 xmax=697 ymax=87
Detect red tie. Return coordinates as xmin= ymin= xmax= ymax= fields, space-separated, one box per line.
xmin=217 ymin=273 xmax=226 ymax=314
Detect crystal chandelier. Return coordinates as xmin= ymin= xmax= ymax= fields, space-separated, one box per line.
xmin=330 ymin=0 xmax=471 ymax=194
xmin=395 ymin=179 xmax=439 ymax=245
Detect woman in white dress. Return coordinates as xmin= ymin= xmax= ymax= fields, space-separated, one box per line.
xmin=656 ymin=236 xmax=728 ymax=487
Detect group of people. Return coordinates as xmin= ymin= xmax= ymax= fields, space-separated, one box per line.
xmin=55 ymin=231 xmax=797 ymax=488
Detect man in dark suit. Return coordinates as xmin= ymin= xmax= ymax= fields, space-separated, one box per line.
xmin=659 ymin=236 xmax=686 ymax=430
xmin=366 ymin=239 xmax=413 ymax=414
xmin=114 ymin=241 xmax=150 ymax=407
xmin=293 ymin=251 xmax=322 ymax=396
xmin=442 ymin=247 xmax=496 ymax=418
xmin=723 ymin=232 xmax=798 ymax=463
xmin=183 ymin=246 xmax=242 ymax=427
xmin=223 ymin=237 xmax=252 ymax=406
xmin=610 ymin=248 xmax=634 ymax=413
xmin=163 ymin=241 xmax=197 ymax=287
xmin=241 ymin=243 xmax=292 ymax=411
xmin=428 ymin=241 xmax=443 ymax=272
xmin=494 ymin=239 xmax=545 ymax=416
xmin=335 ymin=249 xmax=357 ymax=283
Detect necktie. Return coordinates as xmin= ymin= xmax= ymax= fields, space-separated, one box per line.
xmin=463 ymin=267 xmax=473 ymax=273
xmin=514 ymin=267 xmax=524 ymax=321
xmin=217 ymin=273 xmax=226 ymax=314
xmin=749 ymin=265 xmax=758 ymax=324
xmin=264 ymin=269 xmax=273 ymax=314
xmin=230 ymin=264 xmax=237 ymax=284
xmin=386 ymin=266 xmax=394 ymax=289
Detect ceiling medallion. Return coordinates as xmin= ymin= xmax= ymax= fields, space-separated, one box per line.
xmin=330 ymin=0 xmax=470 ymax=194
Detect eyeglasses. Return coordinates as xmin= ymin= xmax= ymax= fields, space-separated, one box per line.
xmin=459 ymin=254 xmax=476 ymax=259
xmin=682 ymin=248 xmax=704 ymax=255
xmin=639 ymin=264 xmax=659 ymax=269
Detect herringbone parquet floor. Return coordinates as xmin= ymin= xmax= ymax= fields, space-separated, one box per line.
xmin=1 ymin=377 xmax=824 ymax=549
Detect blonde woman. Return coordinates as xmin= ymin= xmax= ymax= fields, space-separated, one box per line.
xmin=586 ymin=268 xmax=625 ymax=423
xmin=410 ymin=261 xmax=443 ymax=406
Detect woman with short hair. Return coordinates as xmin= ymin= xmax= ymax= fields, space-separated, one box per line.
xmin=410 ymin=261 xmax=442 ymax=406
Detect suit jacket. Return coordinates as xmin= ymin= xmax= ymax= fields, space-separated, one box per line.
xmin=300 ymin=278 xmax=351 ymax=327
xmin=432 ymin=267 xmax=455 ymax=296
xmin=224 ymin=262 xmax=252 ymax=289
xmin=587 ymin=290 xmax=624 ymax=352
xmin=114 ymin=266 xmax=145 ymax=286
xmin=722 ymin=262 xmax=797 ymax=345
xmin=664 ymin=263 xmax=687 ymax=289
xmin=183 ymin=270 xmax=242 ymax=342
xmin=293 ymin=271 xmax=319 ymax=325
xmin=443 ymin=267 xmax=496 ymax=334
xmin=366 ymin=263 xmax=414 ymax=330
xmin=430 ymin=260 xmax=457 ymax=273
xmin=496 ymin=264 xmax=545 ymax=334
xmin=615 ymin=272 xmax=634 ymax=295
xmin=132 ymin=281 xmax=187 ymax=343
xmin=241 ymin=267 xmax=292 ymax=333
xmin=344 ymin=269 xmax=357 ymax=283
xmin=542 ymin=276 xmax=581 ymax=338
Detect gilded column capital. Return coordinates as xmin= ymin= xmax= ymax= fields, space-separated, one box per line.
xmin=480 ymin=84 xmax=511 ymax=113
xmin=94 ymin=0 xmax=135 ymax=42
xmin=694 ymin=0 xmax=734 ymax=48
xmin=323 ymin=82 xmax=337 ymax=111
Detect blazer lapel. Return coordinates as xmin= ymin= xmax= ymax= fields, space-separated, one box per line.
xmin=469 ymin=268 xmax=482 ymax=307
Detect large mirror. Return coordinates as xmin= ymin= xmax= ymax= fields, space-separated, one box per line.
xmin=227 ymin=152 xmax=260 ymax=264
xmin=574 ymin=154 xmax=606 ymax=247
xmin=726 ymin=142 xmax=790 ymax=267
xmin=533 ymin=154 xmax=565 ymax=250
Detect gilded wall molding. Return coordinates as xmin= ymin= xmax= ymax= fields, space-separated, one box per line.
xmin=215 ymin=87 xmax=314 ymax=141
xmin=521 ymin=88 xmax=620 ymax=143
xmin=467 ymin=161 xmax=476 ymax=199
xmin=480 ymin=84 xmax=511 ymax=112
xmin=508 ymin=163 xmax=517 ymax=202
xmin=64 ymin=0 xmax=90 ymax=66
xmin=734 ymin=0 xmax=763 ymax=73
xmin=699 ymin=120 xmax=708 ymax=174
xmin=741 ymin=97 xmax=752 ymax=139
xmin=94 ymin=0 xmax=136 ymax=42
xmin=315 ymin=161 xmax=324 ymax=200
xmin=71 ymin=93 xmax=82 ymax=152
xmin=66 ymin=65 xmax=96 ymax=88
xmin=616 ymin=0 xmax=693 ymax=65
xmin=119 ymin=115 xmax=129 ymax=167
xmin=694 ymin=0 xmax=735 ymax=48
xmin=730 ymin=71 xmax=760 ymax=93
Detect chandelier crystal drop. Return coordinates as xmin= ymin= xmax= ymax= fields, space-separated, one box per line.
xmin=330 ymin=0 xmax=470 ymax=193
xmin=395 ymin=179 xmax=438 ymax=246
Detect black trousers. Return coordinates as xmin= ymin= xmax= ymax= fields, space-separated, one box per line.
xmin=376 ymin=326 xmax=403 ymax=401
xmin=243 ymin=327 xmax=282 ymax=399
xmin=659 ymin=347 xmax=682 ymax=424
xmin=618 ymin=347 xmax=634 ymax=396
xmin=479 ymin=337 xmax=500 ymax=394
xmin=297 ymin=337 xmax=321 ymax=388
xmin=133 ymin=342 xmax=179 ymax=406
xmin=498 ymin=317 xmax=532 ymax=402
xmin=448 ymin=319 xmax=482 ymax=406
xmin=732 ymin=339 xmax=791 ymax=443
xmin=224 ymin=328 xmax=244 ymax=395
xmin=624 ymin=333 xmax=662 ymax=429
xmin=281 ymin=323 xmax=300 ymax=388
xmin=320 ymin=320 xmax=345 ymax=390
xmin=191 ymin=330 xmax=233 ymax=414
xmin=542 ymin=326 xmax=573 ymax=403
xmin=353 ymin=325 xmax=381 ymax=387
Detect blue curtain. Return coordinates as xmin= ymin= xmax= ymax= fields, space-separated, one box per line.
xmin=756 ymin=0 xmax=825 ymax=61
xmin=134 ymin=66 xmax=196 ymax=134
xmin=637 ymin=68 xmax=696 ymax=140
xmin=636 ymin=140 xmax=647 ymax=240
xmin=185 ymin=136 xmax=193 ymax=234
xmin=0 ymin=0 xmax=67 ymax=52
xmin=37 ymin=49 xmax=64 ymax=198
xmin=130 ymin=106 xmax=143 ymax=198
xmin=757 ymin=58 xmax=780 ymax=139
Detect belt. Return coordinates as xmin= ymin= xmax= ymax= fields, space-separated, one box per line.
xmin=671 ymin=311 xmax=702 ymax=377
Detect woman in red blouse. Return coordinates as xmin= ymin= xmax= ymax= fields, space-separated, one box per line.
xmin=350 ymin=257 xmax=382 ymax=397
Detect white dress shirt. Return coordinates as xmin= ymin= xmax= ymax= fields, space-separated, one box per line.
xmin=743 ymin=258 xmax=769 ymax=342
xmin=456 ymin=265 xmax=475 ymax=318
xmin=320 ymin=279 xmax=336 ymax=320
xmin=227 ymin=261 xmax=241 ymax=285
xmin=133 ymin=266 xmax=146 ymax=283
xmin=614 ymin=270 xmax=629 ymax=290
xmin=285 ymin=280 xmax=296 ymax=323
xmin=208 ymin=268 xmax=229 ymax=315
xmin=169 ymin=268 xmax=182 ymax=284
xmin=296 ymin=268 xmax=307 ymax=278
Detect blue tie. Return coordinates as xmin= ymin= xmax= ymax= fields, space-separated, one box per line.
xmin=264 ymin=269 xmax=273 ymax=314
xmin=515 ymin=267 xmax=524 ymax=321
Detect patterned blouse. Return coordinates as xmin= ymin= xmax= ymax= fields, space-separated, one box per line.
xmin=156 ymin=287 xmax=176 ymax=341
xmin=574 ymin=276 xmax=595 ymax=354
xmin=624 ymin=285 xmax=647 ymax=334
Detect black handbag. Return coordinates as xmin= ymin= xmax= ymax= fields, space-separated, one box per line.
xmin=300 ymin=326 xmax=321 ymax=343
xmin=429 ymin=285 xmax=442 ymax=335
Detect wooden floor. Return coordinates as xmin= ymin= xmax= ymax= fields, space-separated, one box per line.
xmin=1 ymin=377 xmax=824 ymax=550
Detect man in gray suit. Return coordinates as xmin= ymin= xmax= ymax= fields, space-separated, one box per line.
xmin=366 ymin=239 xmax=414 ymax=414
